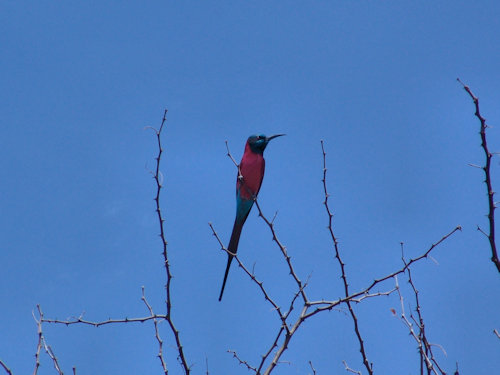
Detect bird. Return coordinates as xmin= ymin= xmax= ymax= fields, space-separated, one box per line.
xmin=218 ymin=133 xmax=285 ymax=301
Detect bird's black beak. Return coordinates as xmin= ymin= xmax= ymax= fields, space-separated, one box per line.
xmin=267 ymin=134 xmax=286 ymax=141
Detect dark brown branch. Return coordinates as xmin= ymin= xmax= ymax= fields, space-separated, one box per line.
xmin=256 ymin=327 xmax=284 ymax=374
xmin=308 ymin=360 xmax=317 ymax=375
xmin=228 ymin=350 xmax=257 ymax=373
xmin=253 ymin=200 xmax=308 ymax=304
xmin=493 ymin=329 xmax=500 ymax=339
xmin=0 ymin=360 xmax=13 ymax=375
xmin=395 ymin=243 xmax=449 ymax=375
xmin=321 ymin=140 xmax=372 ymax=375
xmin=457 ymin=78 xmax=500 ymax=273
xmin=42 ymin=314 xmax=167 ymax=327
xmin=263 ymin=306 xmax=307 ymax=375
xmin=400 ymin=243 xmax=428 ymax=375
xmin=149 ymin=109 xmax=190 ymax=374
xmin=209 ymin=223 xmax=284 ymax=319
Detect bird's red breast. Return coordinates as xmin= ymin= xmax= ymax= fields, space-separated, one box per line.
xmin=237 ymin=141 xmax=266 ymax=200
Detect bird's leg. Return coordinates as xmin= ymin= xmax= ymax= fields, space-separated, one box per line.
xmin=237 ymin=165 xmax=244 ymax=182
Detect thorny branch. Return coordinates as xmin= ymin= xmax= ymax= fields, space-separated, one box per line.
xmin=33 ymin=306 xmax=43 ymax=375
xmin=150 ymin=109 xmax=190 ymax=374
xmin=141 ymin=287 xmax=168 ymax=374
xmin=396 ymin=243 xmax=450 ymax=375
xmin=228 ymin=350 xmax=258 ymax=373
xmin=308 ymin=361 xmax=317 ymax=375
xmin=0 ymin=360 xmax=12 ymax=375
xmin=394 ymin=278 xmax=433 ymax=375
xmin=343 ymin=360 xmax=362 ymax=375
xmin=457 ymin=78 xmax=500 ymax=273
xmin=210 ymin=140 xmax=459 ymax=374
xmin=493 ymin=329 xmax=500 ymax=339
xmin=33 ymin=305 xmax=64 ymax=375
xmin=42 ymin=313 xmax=167 ymax=327
xmin=0 ymin=361 xmax=12 ymax=375
xmin=321 ymin=140 xmax=373 ymax=375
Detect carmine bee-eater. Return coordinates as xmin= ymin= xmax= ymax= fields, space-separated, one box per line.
xmin=218 ymin=134 xmax=285 ymax=301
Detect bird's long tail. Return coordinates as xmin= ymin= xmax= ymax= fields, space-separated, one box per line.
xmin=218 ymin=218 xmax=244 ymax=301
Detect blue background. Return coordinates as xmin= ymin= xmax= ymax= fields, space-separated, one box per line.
xmin=1 ymin=1 xmax=499 ymax=374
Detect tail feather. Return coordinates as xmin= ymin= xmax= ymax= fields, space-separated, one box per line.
xmin=218 ymin=219 xmax=244 ymax=301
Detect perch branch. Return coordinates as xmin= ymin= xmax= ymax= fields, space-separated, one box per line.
xmin=457 ymin=78 xmax=500 ymax=272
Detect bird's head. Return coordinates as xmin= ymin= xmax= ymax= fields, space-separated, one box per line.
xmin=247 ymin=134 xmax=285 ymax=154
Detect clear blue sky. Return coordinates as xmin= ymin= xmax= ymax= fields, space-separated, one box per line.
xmin=1 ymin=1 xmax=499 ymax=374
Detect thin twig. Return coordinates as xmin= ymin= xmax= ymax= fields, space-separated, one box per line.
xmin=225 ymin=141 xmax=240 ymax=169
xmin=42 ymin=314 xmax=167 ymax=327
xmin=494 ymin=329 xmax=500 ymax=339
xmin=209 ymin=223 xmax=285 ymax=321
xmin=457 ymin=78 xmax=500 ymax=272
xmin=394 ymin=276 xmax=434 ymax=374
xmin=321 ymin=140 xmax=372 ymax=375
xmin=228 ymin=350 xmax=257 ymax=373
xmin=342 ymin=360 xmax=362 ymax=375
xmin=42 ymin=340 xmax=63 ymax=375
xmin=308 ymin=360 xmax=317 ymax=375
xmin=33 ymin=305 xmax=43 ymax=375
xmin=150 ymin=109 xmax=190 ymax=374
xmin=0 ymin=360 xmax=13 ymax=375
xmin=141 ymin=286 xmax=168 ymax=374
xmin=33 ymin=305 xmax=65 ymax=375
xmin=401 ymin=243 xmax=427 ymax=375
xmin=254 ymin=200 xmax=308 ymax=304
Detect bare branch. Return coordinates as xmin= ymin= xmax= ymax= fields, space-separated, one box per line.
xmin=209 ymin=223 xmax=284 ymax=320
xmin=225 ymin=141 xmax=240 ymax=168
xmin=494 ymin=329 xmax=500 ymax=339
xmin=42 ymin=314 xmax=167 ymax=327
xmin=395 ymin=244 xmax=448 ymax=375
xmin=149 ymin=109 xmax=190 ymax=374
xmin=321 ymin=140 xmax=372 ymax=375
xmin=342 ymin=360 xmax=362 ymax=375
xmin=141 ymin=287 xmax=168 ymax=374
xmin=0 ymin=360 xmax=13 ymax=375
xmin=458 ymin=78 xmax=500 ymax=272
xmin=42 ymin=340 xmax=63 ymax=375
xmin=32 ymin=305 xmax=64 ymax=375
xmin=254 ymin=199 xmax=308 ymax=304
xmin=308 ymin=360 xmax=317 ymax=375
xmin=394 ymin=276 xmax=435 ymax=374
xmin=32 ymin=305 xmax=43 ymax=375
xmin=263 ymin=306 xmax=308 ymax=375
xmin=228 ymin=350 xmax=257 ymax=373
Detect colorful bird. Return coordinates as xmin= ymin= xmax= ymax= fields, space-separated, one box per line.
xmin=218 ymin=134 xmax=285 ymax=301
